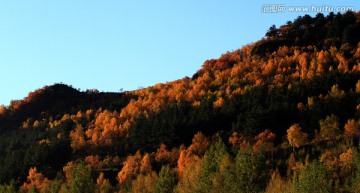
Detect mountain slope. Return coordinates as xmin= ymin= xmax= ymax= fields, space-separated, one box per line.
xmin=0 ymin=84 xmax=132 ymax=132
xmin=0 ymin=11 xmax=360 ymax=192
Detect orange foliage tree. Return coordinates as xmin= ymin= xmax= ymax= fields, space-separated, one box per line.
xmin=344 ymin=119 xmax=360 ymax=141
xmin=21 ymin=167 xmax=49 ymax=192
xmin=117 ymin=151 xmax=142 ymax=185
xmin=253 ymin=129 xmax=276 ymax=153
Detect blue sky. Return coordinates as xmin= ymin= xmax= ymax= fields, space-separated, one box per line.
xmin=0 ymin=1 xmax=359 ymax=106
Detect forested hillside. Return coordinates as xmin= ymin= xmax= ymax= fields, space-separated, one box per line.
xmin=1 ymin=11 xmax=360 ymax=193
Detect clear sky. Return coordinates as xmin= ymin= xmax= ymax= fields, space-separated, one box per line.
xmin=0 ymin=1 xmax=359 ymax=106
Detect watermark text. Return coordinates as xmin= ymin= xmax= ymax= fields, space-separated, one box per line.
xmin=262 ymin=5 xmax=354 ymax=13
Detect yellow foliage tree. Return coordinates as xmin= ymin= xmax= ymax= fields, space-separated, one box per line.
xmin=95 ymin=173 xmax=114 ymax=193
xmin=340 ymin=148 xmax=355 ymax=175
xmin=287 ymin=124 xmax=308 ymax=149
xmin=177 ymin=149 xmax=199 ymax=177
xmin=319 ymin=115 xmax=341 ymax=141
xmin=70 ymin=124 xmax=86 ymax=151
xmin=265 ymin=169 xmax=291 ymax=193
xmin=131 ymin=171 xmax=158 ymax=193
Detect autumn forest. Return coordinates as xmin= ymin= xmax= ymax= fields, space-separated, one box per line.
xmin=1 ymin=11 xmax=360 ymax=193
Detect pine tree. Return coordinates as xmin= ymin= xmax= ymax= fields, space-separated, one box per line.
xmin=155 ymin=165 xmax=177 ymax=193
